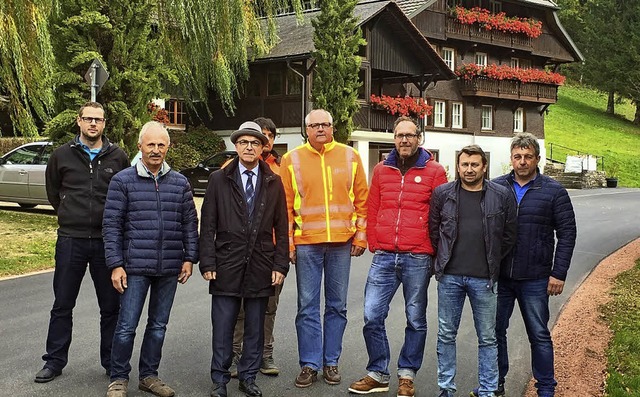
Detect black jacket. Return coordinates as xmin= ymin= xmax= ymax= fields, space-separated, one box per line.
xmin=493 ymin=170 xmax=577 ymax=281
xmin=429 ymin=179 xmax=518 ymax=283
xmin=45 ymin=135 xmax=130 ymax=238
xmin=199 ymin=157 xmax=289 ymax=297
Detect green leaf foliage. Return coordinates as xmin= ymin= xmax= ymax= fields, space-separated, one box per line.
xmin=311 ymin=0 xmax=365 ymax=143
xmin=0 ymin=0 xmax=56 ymax=137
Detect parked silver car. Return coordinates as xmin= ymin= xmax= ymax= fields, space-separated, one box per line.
xmin=0 ymin=141 xmax=52 ymax=208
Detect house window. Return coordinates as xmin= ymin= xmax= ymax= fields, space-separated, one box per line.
xmin=447 ymin=0 xmax=463 ymax=7
xmin=490 ymin=0 xmax=502 ymax=13
xmin=286 ymin=69 xmax=302 ymax=95
xmin=514 ymin=108 xmax=524 ymax=132
xmin=166 ymin=99 xmax=185 ymax=127
xmin=520 ymin=59 xmax=532 ymax=69
xmin=475 ymin=52 xmax=488 ymax=67
xmin=434 ymin=100 xmax=446 ymax=128
xmin=481 ymin=105 xmax=493 ymax=130
xmin=442 ymin=47 xmax=455 ymax=71
xmin=452 ymin=102 xmax=463 ymax=129
xmin=267 ymin=71 xmax=283 ymax=96
xmin=510 ymin=58 xmax=520 ymax=68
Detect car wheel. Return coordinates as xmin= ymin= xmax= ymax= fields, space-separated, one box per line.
xmin=18 ymin=203 xmax=37 ymax=209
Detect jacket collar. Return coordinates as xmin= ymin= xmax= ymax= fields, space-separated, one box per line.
xmin=136 ymin=160 xmax=170 ymax=178
xmin=507 ymin=167 xmax=542 ymax=188
xmin=305 ymin=139 xmax=337 ymax=154
xmin=384 ymin=147 xmax=431 ymax=168
xmin=71 ymin=134 xmax=111 ymax=154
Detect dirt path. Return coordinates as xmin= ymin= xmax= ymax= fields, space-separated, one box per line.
xmin=523 ymin=238 xmax=640 ymax=397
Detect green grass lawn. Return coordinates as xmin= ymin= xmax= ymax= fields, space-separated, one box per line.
xmin=546 ymin=85 xmax=640 ymax=187
xmin=0 ymin=211 xmax=57 ymax=277
xmin=603 ymin=259 xmax=640 ymax=396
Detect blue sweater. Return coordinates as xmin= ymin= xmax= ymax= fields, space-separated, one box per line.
xmin=103 ymin=162 xmax=199 ymax=276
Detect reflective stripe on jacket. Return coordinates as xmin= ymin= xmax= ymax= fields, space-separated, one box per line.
xmin=280 ymin=140 xmax=368 ymax=250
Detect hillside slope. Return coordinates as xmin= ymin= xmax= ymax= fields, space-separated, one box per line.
xmin=545 ymin=85 xmax=640 ymax=187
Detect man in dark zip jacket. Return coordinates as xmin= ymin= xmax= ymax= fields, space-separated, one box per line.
xmin=429 ymin=145 xmax=517 ymax=397
xmin=36 ymin=102 xmax=130 ymax=383
xmin=474 ymin=132 xmax=576 ymax=397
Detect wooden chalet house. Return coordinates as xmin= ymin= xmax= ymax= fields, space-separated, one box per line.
xmin=199 ymin=0 xmax=582 ymax=178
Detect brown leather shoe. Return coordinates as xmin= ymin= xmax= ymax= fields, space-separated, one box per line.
xmin=138 ymin=377 xmax=175 ymax=397
xmin=348 ymin=375 xmax=390 ymax=393
xmin=294 ymin=366 xmax=318 ymax=388
xmin=323 ymin=365 xmax=341 ymax=385
xmin=397 ymin=378 xmax=415 ymax=397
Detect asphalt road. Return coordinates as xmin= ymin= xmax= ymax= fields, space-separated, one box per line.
xmin=0 ymin=188 xmax=638 ymax=397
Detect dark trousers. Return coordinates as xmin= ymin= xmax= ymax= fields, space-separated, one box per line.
xmin=42 ymin=237 xmax=120 ymax=372
xmin=210 ymin=295 xmax=268 ymax=384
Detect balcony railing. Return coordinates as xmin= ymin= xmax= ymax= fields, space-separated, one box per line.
xmin=459 ymin=76 xmax=558 ymax=103
xmin=446 ymin=16 xmax=533 ymax=50
xmin=354 ymin=104 xmax=396 ymax=133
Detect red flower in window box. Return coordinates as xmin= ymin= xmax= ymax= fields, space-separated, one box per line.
xmin=369 ymin=95 xmax=433 ymax=118
xmin=453 ymin=6 xmax=543 ymax=39
xmin=455 ymin=63 xmax=565 ymax=85
xmin=147 ymin=102 xmax=170 ymax=124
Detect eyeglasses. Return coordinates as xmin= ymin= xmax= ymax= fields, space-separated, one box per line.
xmin=394 ymin=133 xmax=418 ymax=141
xmin=80 ymin=117 xmax=106 ymax=124
xmin=307 ymin=122 xmax=332 ymax=130
xmin=236 ymin=139 xmax=263 ymax=148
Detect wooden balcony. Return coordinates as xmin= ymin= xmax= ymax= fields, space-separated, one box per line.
xmin=354 ymin=104 xmax=396 ymax=133
xmin=459 ymin=76 xmax=558 ymax=103
xmin=446 ymin=17 xmax=533 ymax=51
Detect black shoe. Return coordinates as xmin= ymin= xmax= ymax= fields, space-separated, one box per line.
xmin=34 ymin=368 xmax=61 ymax=383
xmin=470 ymin=382 xmax=505 ymax=397
xmin=239 ymin=379 xmax=262 ymax=397
xmin=210 ymin=382 xmax=228 ymax=397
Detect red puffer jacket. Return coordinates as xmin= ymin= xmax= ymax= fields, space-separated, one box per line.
xmin=366 ymin=148 xmax=447 ymax=254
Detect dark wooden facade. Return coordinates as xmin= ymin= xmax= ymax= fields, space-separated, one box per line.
xmin=198 ymin=0 xmax=581 ymax=141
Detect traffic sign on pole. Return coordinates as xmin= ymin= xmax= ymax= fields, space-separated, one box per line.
xmin=84 ymin=59 xmax=109 ymax=101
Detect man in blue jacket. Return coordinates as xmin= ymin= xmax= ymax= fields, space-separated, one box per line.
xmin=102 ymin=121 xmax=199 ymax=397
xmin=472 ymin=133 xmax=576 ymax=397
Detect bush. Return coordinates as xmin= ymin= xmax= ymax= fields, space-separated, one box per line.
xmin=0 ymin=137 xmax=33 ymax=155
xmin=166 ymin=124 xmax=226 ymax=170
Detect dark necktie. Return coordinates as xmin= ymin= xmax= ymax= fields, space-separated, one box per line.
xmin=244 ymin=170 xmax=255 ymax=217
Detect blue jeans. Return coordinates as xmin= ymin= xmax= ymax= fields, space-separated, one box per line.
xmin=110 ymin=275 xmax=178 ymax=381
xmin=362 ymin=251 xmax=431 ymax=382
xmin=43 ymin=237 xmax=119 ymax=372
xmin=437 ymin=275 xmax=498 ymax=396
xmin=295 ymin=241 xmax=352 ymax=370
xmin=496 ymin=278 xmax=556 ymax=396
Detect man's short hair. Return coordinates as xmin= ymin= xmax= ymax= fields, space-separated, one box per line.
xmin=393 ymin=116 xmax=419 ymax=135
xmin=511 ymin=132 xmax=540 ymax=157
xmin=78 ymin=102 xmax=104 ymax=117
xmin=138 ymin=121 xmax=170 ymax=145
xmin=254 ymin=117 xmax=277 ymax=137
xmin=457 ymin=144 xmax=487 ymax=165
xmin=305 ymin=109 xmax=333 ymax=125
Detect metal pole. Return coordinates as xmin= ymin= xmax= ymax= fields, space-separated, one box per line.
xmin=91 ymin=64 xmax=98 ymax=102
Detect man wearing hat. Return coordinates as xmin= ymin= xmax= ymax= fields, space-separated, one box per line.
xmin=199 ymin=121 xmax=289 ymax=397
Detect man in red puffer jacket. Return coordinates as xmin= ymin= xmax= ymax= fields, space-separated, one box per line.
xmin=348 ymin=116 xmax=447 ymax=397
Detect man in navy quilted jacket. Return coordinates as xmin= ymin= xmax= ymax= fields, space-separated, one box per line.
xmin=473 ymin=132 xmax=576 ymax=397
xmin=102 ymin=121 xmax=199 ymax=397
xmin=348 ymin=117 xmax=447 ymax=397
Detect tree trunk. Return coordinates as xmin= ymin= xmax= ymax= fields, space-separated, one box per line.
xmin=606 ymin=90 xmax=615 ymax=114
xmin=634 ymin=101 xmax=640 ymax=125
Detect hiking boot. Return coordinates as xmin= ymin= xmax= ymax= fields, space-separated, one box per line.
xmin=107 ymin=380 xmax=129 ymax=397
xmin=230 ymin=354 xmax=240 ymax=378
xmin=294 ymin=366 xmax=318 ymax=388
xmin=259 ymin=356 xmax=279 ymax=376
xmin=397 ymin=378 xmax=415 ymax=397
xmin=470 ymin=382 xmax=505 ymax=397
xmin=34 ymin=367 xmax=61 ymax=383
xmin=138 ymin=377 xmax=175 ymax=397
xmin=323 ymin=365 xmax=341 ymax=385
xmin=439 ymin=390 xmax=454 ymax=397
xmin=348 ymin=375 xmax=390 ymax=394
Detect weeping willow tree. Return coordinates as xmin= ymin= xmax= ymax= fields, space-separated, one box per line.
xmin=46 ymin=0 xmax=304 ymax=153
xmin=0 ymin=0 xmax=56 ymax=137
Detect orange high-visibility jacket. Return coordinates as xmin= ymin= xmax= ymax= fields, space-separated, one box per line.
xmin=280 ymin=140 xmax=368 ymax=251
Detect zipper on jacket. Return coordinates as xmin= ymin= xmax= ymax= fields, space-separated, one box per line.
xmin=393 ymin=173 xmax=405 ymax=250
xmin=155 ymin=175 xmax=163 ymax=274
xmin=320 ymin=153 xmax=331 ymax=242
xmin=507 ymin=180 xmax=540 ymax=279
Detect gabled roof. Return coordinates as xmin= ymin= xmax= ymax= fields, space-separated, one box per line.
xmin=385 ymin=0 xmax=435 ymax=17
xmin=255 ymin=0 xmax=455 ymax=80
